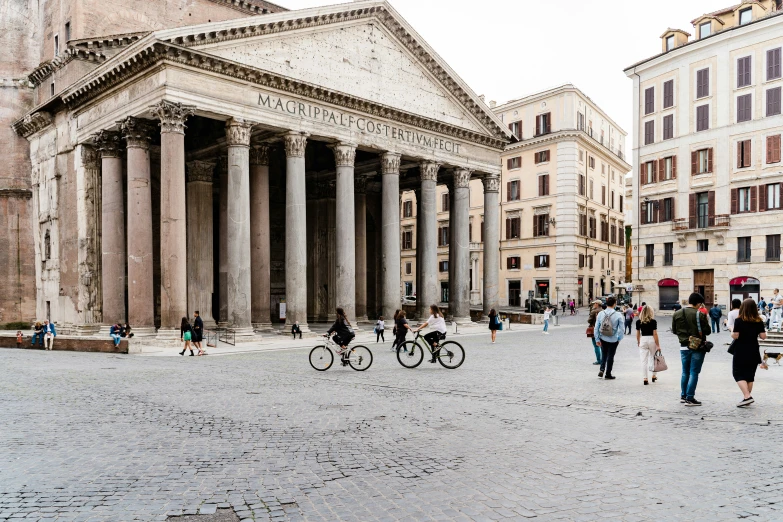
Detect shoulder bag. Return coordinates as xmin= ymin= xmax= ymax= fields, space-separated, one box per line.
xmin=688 ymin=311 xmax=713 ymax=352
xmin=653 ymin=349 xmax=668 ymax=372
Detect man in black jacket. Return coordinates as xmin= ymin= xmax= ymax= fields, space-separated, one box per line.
xmin=672 ymin=293 xmax=712 ymax=406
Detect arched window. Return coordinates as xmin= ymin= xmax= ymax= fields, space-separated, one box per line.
xmin=44 ymin=230 xmax=51 ymax=261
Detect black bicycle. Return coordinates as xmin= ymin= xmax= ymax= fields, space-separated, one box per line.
xmin=396 ymin=331 xmax=465 ymax=369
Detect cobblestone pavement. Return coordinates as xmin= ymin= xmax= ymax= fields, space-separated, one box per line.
xmin=2 ymin=313 xmax=783 ymax=521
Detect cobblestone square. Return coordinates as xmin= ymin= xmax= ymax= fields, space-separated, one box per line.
xmin=2 ymin=316 xmax=783 ymax=521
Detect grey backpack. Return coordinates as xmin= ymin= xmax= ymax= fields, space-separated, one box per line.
xmin=599 ymin=311 xmax=616 ymax=337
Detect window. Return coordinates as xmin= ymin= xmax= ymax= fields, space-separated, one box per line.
xmin=588 ymin=216 xmax=597 ymax=239
xmin=538 ymin=175 xmax=549 ymax=197
xmin=619 ymin=224 xmax=625 ymax=246
xmin=696 ymin=104 xmax=709 ymax=131
xmin=696 ymin=192 xmax=710 ymax=228
xmin=766 ymin=235 xmax=781 ymax=261
xmin=610 ymin=190 xmax=615 ymax=209
xmin=644 ymin=161 xmax=655 ymax=184
xmin=767 ymin=135 xmax=782 ymax=164
xmin=579 ymin=214 xmax=587 ymax=236
xmin=666 ymin=35 xmax=675 ymax=51
xmin=644 ymin=120 xmax=654 ymax=145
xmin=44 ymin=230 xmax=51 ymax=260
xmin=739 ymin=7 xmax=752 ymax=25
xmin=696 ymin=68 xmax=710 ymax=99
xmin=442 ymin=193 xmax=449 ymax=212
xmin=601 ymin=257 xmax=605 ymax=270
xmin=54 ymin=34 xmax=59 ymax=56
xmin=736 ymin=187 xmax=755 ymax=213
xmin=439 ymin=260 xmax=449 ymax=272
xmin=579 ymin=149 xmax=584 ymax=162
xmin=577 ymin=112 xmax=585 ymax=131
xmin=588 ymin=255 xmax=594 ymax=269
xmin=507 ymin=157 xmax=521 ymax=170
xmin=644 ymin=87 xmax=655 ymax=115
xmin=610 ymin=224 xmax=617 ymax=244
xmin=50 ymin=82 xmax=55 ymax=97
xmin=645 ymin=244 xmax=655 ymax=267
xmin=579 ymin=174 xmax=586 ymax=196
xmin=644 ymin=201 xmax=656 ymax=224
xmin=664 ymin=243 xmax=673 ymax=266
xmin=533 ymin=214 xmax=549 ymax=237
xmin=437 ymin=226 xmax=449 ymax=246
xmin=737 ymin=94 xmax=752 ymax=123
xmin=469 ymin=221 xmax=472 ymax=242
xmin=697 ymin=239 xmax=709 ymax=252
xmin=506 ymin=256 xmax=521 ymax=270
xmin=405 ymin=262 xmax=412 ymax=275
xmin=662 ymin=197 xmax=674 ymax=222
xmin=535 ymin=113 xmax=551 ymax=136
xmin=693 ymin=148 xmax=712 ymax=175
xmin=480 ymin=220 xmax=484 ymax=242
xmin=589 ymin=179 xmax=594 ymax=200
xmin=589 ymin=156 xmax=595 ymax=170
xmin=508 ymin=121 xmax=522 ymax=139
xmin=662 ymin=156 xmax=675 ymax=180
xmin=64 ymin=22 xmax=71 ymax=42
xmin=579 ymin=254 xmax=585 ymax=269
xmin=699 ymin=22 xmax=711 ymax=39
xmin=506 ymin=217 xmax=521 ymax=239
xmin=535 ymin=150 xmax=550 ymax=164
xmin=402 ymin=230 xmax=413 ymax=250
xmin=766 ymin=183 xmax=781 ymax=210
xmin=404 ymin=282 xmax=413 ymax=295
xmin=403 ymin=200 xmax=413 ymax=218
xmin=737 ymin=56 xmax=752 ymax=88
xmin=601 ymin=185 xmax=606 ymax=205
xmin=600 ymin=220 xmax=609 ymax=241
xmin=663 ymin=79 xmax=674 ymax=108
xmin=507 ymin=180 xmax=520 ymax=201
xmin=737 ymin=139 xmax=752 ymax=168
xmin=737 ymin=237 xmax=752 ymax=263
xmin=768 ymin=48 xmax=782 ymax=81
xmin=534 ymin=255 xmax=549 ymax=268
xmin=663 ymin=114 xmax=674 ymax=140
xmin=767 ymin=87 xmax=781 ymax=117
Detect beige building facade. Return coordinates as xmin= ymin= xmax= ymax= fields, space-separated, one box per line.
xmin=625 ymin=0 xmax=783 ymax=310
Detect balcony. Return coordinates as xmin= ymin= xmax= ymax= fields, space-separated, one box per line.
xmin=671 ymin=214 xmax=730 ymax=231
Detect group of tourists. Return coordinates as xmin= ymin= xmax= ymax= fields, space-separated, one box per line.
xmin=28 ymin=320 xmax=57 ymax=350
xmin=560 ymin=298 xmax=577 ymax=315
xmin=584 ymin=291 xmax=771 ymax=408
xmin=109 ymin=323 xmax=134 ymax=347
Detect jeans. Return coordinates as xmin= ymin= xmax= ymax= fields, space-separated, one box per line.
xmin=710 ymin=318 xmax=720 ymax=333
xmin=591 ymin=336 xmax=602 ymax=363
xmin=680 ymin=349 xmax=705 ymax=399
xmin=624 ymin=319 xmax=632 ymax=335
xmin=111 ymin=333 xmax=121 ymax=347
xmin=543 ymin=320 xmax=549 ymax=332
xmin=599 ymin=340 xmax=619 ymax=375
xmin=31 ymin=332 xmax=44 ymax=346
xmin=772 ymin=308 xmax=782 ymax=329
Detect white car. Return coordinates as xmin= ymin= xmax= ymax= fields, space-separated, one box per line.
xmin=401 ymin=295 xmax=417 ymax=305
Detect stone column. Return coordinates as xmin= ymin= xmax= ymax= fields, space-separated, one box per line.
xmin=250 ymin=144 xmax=272 ymax=330
xmin=483 ymin=175 xmax=501 ymax=317
xmin=470 ymin=253 xmax=481 ymax=305
xmin=151 ymin=101 xmax=194 ymax=337
xmin=217 ymin=156 xmax=228 ymax=325
xmin=225 ymin=118 xmax=255 ymax=338
xmin=414 ymin=187 xmax=424 ymax=319
xmin=186 ymin=160 xmax=216 ymax=327
xmin=419 ymin=161 xmax=440 ymax=315
xmin=355 ymin=177 xmax=368 ymax=321
xmin=451 ymin=168 xmax=472 ymax=323
xmin=121 ymin=117 xmax=156 ymax=336
xmin=284 ymin=132 xmax=309 ymax=331
xmin=381 ymin=152 xmax=402 ymax=325
xmin=332 ymin=143 xmax=357 ymax=322
xmin=75 ymin=144 xmax=101 ymax=334
xmin=448 ymin=180 xmax=455 ymax=315
xmin=94 ymin=130 xmax=126 ymax=327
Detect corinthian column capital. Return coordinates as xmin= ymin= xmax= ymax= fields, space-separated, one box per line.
xmin=93 ymin=130 xmax=124 ymax=158
xmin=419 ymin=161 xmax=440 ymax=182
xmin=482 ymin=174 xmax=501 ymax=193
xmin=330 ymin=143 xmax=357 ymax=167
xmin=120 ymin=117 xmax=155 ymax=149
xmin=453 ymin=168 xmax=473 ymax=189
xmin=249 ymin=144 xmax=271 ymax=166
xmin=225 ymin=118 xmax=253 ymax=147
xmin=283 ymin=132 xmax=308 ymax=158
xmin=381 ymin=152 xmax=401 ymax=176
xmin=150 ymin=100 xmax=195 ymax=134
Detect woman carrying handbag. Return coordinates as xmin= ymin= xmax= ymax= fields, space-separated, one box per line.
xmin=488 ymin=308 xmax=500 ymax=344
xmin=636 ymin=305 xmax=666 ymax=385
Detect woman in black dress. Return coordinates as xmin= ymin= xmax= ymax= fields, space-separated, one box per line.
xmin=731 ymin=298 xmax=768 ymax=407
xmin=488 ymin=308 xmax=500 ymax=344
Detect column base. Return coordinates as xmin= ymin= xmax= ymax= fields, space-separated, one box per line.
xmin=72 ymin=324 xmax=102 ymax=337
xmin=156 ymin=328 xmax=182 ymax=341
xmin=451 ymin=316 xmax=475 ymax=326
xmin=252 ymin=322 xmax=275 ymax=332
xmin=129 ymin=326 xmax=157 ymax=339
xmin=231 ymin=326 xmax=256 ymax=340
xmin=98 ymin=324 xmax=113 ymax=336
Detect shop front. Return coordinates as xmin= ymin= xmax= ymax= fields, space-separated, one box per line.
xmin=658 ymin=278 xmax=680 ymax=310
xmin=730 ymin=277 xmax=760 ymax=304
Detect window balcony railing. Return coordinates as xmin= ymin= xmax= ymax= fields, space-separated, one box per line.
xmin=672 ymin=214 xmax=730 ymax=231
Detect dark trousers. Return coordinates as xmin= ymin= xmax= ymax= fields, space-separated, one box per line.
xmin=376 ymin=330 xmax=384 ymax=342
xmin=424 ymin=332 xmax=445 ymax=359
xmin=32 ymin=332 xmax=43 ymax=346
xmin=711 ymin=318 xmax=720 ymax=333
xmin=599 ymin=340 xmax=619 ymax=375
xmin=292 ymin=331 xmax=301 ymax=339
xmin=624 ymin=319 xmax=632 ymax=335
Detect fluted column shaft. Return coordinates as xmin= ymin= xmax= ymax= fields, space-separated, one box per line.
xmin=250 ymin=145 xmax=272 ymax=329
xmin=152 ymin=101 xmax=194 ymax=333
xmin=217 ymin=156 xmax=228 ymax=324
xmin=333 ymin=143 xmax=357 ymax=321
xmin=451 ymin=168 xmax=472 ymax=322
xmin=381 ymin=153 xmax=402 ymax=323
xmin=95 ymin=130 xmax=126 ymax=325
xmin=355 ymin=178 xmax=368 ymax=321
xmin=419 ymin=161 xmax=440 ymax=314
xmin=414 ymin=188 xmax=424 ymax=319
xmin=186 ymin=160 xmax=216 ymax=326
xmin=284 ymin=132 xmax=309 ymax=331
xmin=483 ymin=175 xmax=501 ymax=315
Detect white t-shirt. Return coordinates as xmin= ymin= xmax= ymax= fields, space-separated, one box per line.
xmin=772 ymin=294 xmax=783 ymax=308
xmin=376 ymin=320 xmax=384 ymax=331
xmin=426 ymin=315 xmax=448 ymax=334
xmin=543 ymin=311 xmax=551 ymax=321
xmin=727 ymin=309 xmax=740 ymax=331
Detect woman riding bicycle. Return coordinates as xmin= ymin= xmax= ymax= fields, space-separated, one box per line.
xmin=326 ymin=307 xmax=355 ymax=353
xmin=414 ymin=304 xmax=448 ymax=363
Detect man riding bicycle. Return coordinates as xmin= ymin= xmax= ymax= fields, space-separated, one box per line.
xmin=413 ymin=304 xmax=448 ymax=363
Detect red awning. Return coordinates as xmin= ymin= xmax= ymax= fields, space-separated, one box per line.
xmin=730 ymin=277 xmax=760 ymax=286
xmin=658 ymin=278 xmax=679 ymax=287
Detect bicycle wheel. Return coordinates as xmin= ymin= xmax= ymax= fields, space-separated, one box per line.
xmin=396 ymin=340 xmax=424 ymax=368
xmin=437 ymin=341 xmax=465 ymax=369
xmin=309 ymin=345 xmax=334 ymax=371
xmin=346 ymin=345 xmax=373 ymax=371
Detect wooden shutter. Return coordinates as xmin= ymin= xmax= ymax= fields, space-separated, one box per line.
xmin=768 ymin=136 xmax=775 ymax=164
xmin=534 ymin=256 xmax=540 ymax=269
xmin=657 ymin=158 xmax=664 ymax=181
xmin=672 ymin=156 xmax=677 ymax=178
xmin=731 ymin=188 xmax=738 ymax=214
xmin=670 ymin=197 xmax=676 ymax=220
xmin=641 ymin=202 xmax=647 ymax=225
xmin=538 ymin=176 xmax=543 ymax=196
xmin=750 ymin=186 xmax=758 ymax=212
xmin=535 ymin=115 xmax=541 ymax=135
xmin=544 ymin=175 xmax=549 ymax=195
xmin=689 ymin=193 xmax=697 ymax=227
xmin=759 ymin=184 xmax=767 ymax=212
xmin=737 ymin=141 xmax=743 ymax=168
xmin=707 ymin=148 xmax=714 ymax=173
xmin=506 ymin=182 xmax=511 ymax=202
xmin=545 ymin=113 xmax=551 ymax=134
xmin=691 ymin=151 xmax=698 ymax=175
xmin=738 ymin=57 xmax=745 ymax=87
xmin=533 ymin=216 xmax=539 ymax=237
xmin=505 ymin=218 xmax=510 ymax=239
xmin=744 ymin=140 xmax=751 ymax=168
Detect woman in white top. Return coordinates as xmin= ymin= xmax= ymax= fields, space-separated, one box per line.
xmin=727 ymin=299 xmax=742 ymax=332
xmin=375 ymin=316 xmax=385 ymax=343
xmin=414 ymin=304 xmax=448 ymax=363
xmin=542 ymin=307 xmax=552 ymax=334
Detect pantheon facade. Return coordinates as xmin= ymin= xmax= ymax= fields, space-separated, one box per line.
xmin=10 ymin=0 xmax=509 ymax=337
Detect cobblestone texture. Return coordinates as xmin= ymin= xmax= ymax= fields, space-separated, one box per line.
xmin=1 ymin=313 xmax=782 ymax=521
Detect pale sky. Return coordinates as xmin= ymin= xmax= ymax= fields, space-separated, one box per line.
xmin=274 ymin=0 xmax=726 ymax=149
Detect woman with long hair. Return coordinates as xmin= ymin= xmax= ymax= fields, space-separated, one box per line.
xmin=327 ymin=307 xmax=355 ymax=354
xmin=488 ymin=308 xmax=500 ymax=344
xmin=179 ymin=316 xmax=194 ymax=356
xmin=730 ymin=299 xmax=768 ymax=407
xmin=394 ymin=309 xmax=411 ymax=352
xmin=414 ymin=304 xmax=448 ymax=363
xmin=636 ymin=305 xmax=661 ymax=385
xmin=375 ymin=316 xmax=385 ymax=343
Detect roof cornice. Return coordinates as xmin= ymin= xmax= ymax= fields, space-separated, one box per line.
xmin=206 ymin=0 xmax=287 ymax=15
xmin=504 ymin=130 xmax=631 ymax=172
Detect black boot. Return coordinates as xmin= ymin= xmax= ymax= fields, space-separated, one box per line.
xmin=189 ymin=350 xmax=195 ymax=356
xmin=179 ymin=350 xmax=185 ymax=356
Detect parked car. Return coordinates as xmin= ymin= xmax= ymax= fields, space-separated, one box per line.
xmin=401 ymin=295 xmax=416 ymax=305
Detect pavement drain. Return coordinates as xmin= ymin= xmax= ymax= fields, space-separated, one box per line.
xmin=167 ymin=508 xmax=240 ymax=522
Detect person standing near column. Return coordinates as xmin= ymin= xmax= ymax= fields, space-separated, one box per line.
xmin=542 ymin=306 xmax=551 ymax=334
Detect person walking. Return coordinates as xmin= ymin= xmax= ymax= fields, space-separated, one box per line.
xmin=770 ymin=289 xmax=783 ymax=331
xmin=179 ymin=316 xmax=194 ymax=356
xmin=731 ymin=299 xmax=768 ymax=407
xmin=709 ymin=303 xmax=722 ymax=333
xmin=375 ymin=316 xmax=385 ymax=343
xmin=624 ymin=305 xmax=634 ymax=335
xmin=42 ymin=320 xmax=57 ymax=350
xmin=561 ymin=300 xmax=567 ymax=315
xmin=192 ymin=311 xmax=205 ymax=356
xmin=395 ymin=309 xmax=411 ymax=352
xmin=31 ymin=322 xmax=44 ymax=348
xmin=110 ymin=323 xmax=122 ymax=348
xmin=671 ymin=292 xmax=711 ymax=406
xmin=291 ymin=321 xmax=302 ymax=340
xmin=587 ymin=300 xmax=602 ymax=365
xmin=391 ymin=309 xmax=401 ymax=351
xmin=569 ymin=300 xmax=576 ymax=315
xmin=595 ymin=296 xmax=624 ymax=379
xmin=726 ymin=298 xmax=741 ymax=332
xmin=542 ymin=306 xmax=552 ymax=334
xmin=636 ymin=305 xmax=661 ymax=386
xmin=488 ymin=308 xmax=500 ymax=343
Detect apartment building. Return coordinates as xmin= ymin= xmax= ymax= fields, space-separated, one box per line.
xmin=625 ymin=0 xmax=783 ymax=310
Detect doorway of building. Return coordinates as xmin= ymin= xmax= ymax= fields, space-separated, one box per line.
xmin=588 ymin=277 xmax=594 ymax=302
xmin=577 ymin=278 xmax=584 ymax=307
xmin=536 ymin=280 xmax=549 ymax=299
xmin=658 ymin=278 xmax=680 ymax=310
xmin=694 ymin=269 xmax=714 ymax=306
xmin=509 ymin=280 xmax=521 ymax=307
xmin=440 ymin=282 xmax=449 ymax=304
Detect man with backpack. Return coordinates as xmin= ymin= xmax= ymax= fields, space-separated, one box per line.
xmin=671 ymin=292 xmax=712 ymax=406
xmin=594 ymin=296 xmax=624 ymax=380
xmin=709 ymin=303 xmax=722 ymax=333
